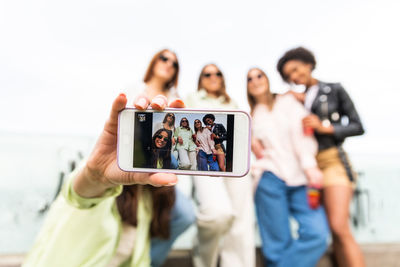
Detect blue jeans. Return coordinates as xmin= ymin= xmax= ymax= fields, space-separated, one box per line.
xmin=150 ymin=187 xmax=195 ymax=267
xmin=255 ymin=172 xmax=329 ymax=267
xmin=170 ymin=153 xmax=178 ymax=169
xmin=198 ymin=150 xmax=219 ymax=171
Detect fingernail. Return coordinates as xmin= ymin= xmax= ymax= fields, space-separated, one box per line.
xmin=136 ymin=98 xmax=148 ymax=109
xmin=119 ymin=93 xmax=126 ymax=98
xmin=167 ymin=182 xmax=177 ymax=186
xmin=152 ymin=97 xmax=167 ymax=109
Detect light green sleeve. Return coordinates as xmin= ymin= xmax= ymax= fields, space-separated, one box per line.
xmin=62 ymin=167 xmax=123 ymax=209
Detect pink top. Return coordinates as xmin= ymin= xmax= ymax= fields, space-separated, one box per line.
xmin=251 ymin=94 xmax=318 ymax=188
xmin=195 ymin=128 xmax=215 ymax=155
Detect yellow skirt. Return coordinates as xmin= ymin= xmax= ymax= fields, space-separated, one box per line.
xmin=316 ymin=147 xmax=356 ymax=188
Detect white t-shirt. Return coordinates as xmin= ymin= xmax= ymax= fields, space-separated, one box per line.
xmin=304 ymin=84 xmax=319 ymax=111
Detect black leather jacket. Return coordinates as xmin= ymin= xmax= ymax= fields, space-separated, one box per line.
xmin=310 ymin=81 xmax=364 ymax=151
xmin=212 ymin=123 xmax=227 ymax=151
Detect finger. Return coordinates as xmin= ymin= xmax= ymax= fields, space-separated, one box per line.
xmin=168 ymin=98 xmax=185 ymax=108
xmin=150 ymin=95 xmax=168 ymax=110
xmin=148 ymin=173 xmax=178 ymax=186
xmin=134 ymin=95 xmax=150 ymax=110
xmin=105 ymin=94 xmax=127 ymax=133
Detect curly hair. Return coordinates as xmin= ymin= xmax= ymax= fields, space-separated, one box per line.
xmin=277 ymin=47 xmax=316 ymax=82
xmin=202 ymin=114 xmax=215 ymax=125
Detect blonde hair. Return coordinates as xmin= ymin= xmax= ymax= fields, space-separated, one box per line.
xmin=246 ymin=67 xmax=275 ymax=114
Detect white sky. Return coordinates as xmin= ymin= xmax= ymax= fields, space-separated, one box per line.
xmin=1 ymin=0 xmax=399 ymax=153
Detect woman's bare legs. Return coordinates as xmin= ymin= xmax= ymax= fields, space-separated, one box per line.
xmin=323 ymin=186 xmax=365 ymax=267
xmin=216 ymin=153 xmax=225 ymax=172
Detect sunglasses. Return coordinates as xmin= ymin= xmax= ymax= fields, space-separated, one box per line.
xmin=181 ymin=120 xmax=188 ymax=123
xmin=203 ymin=72 xmax=222 ymax=78
xmin=247 ymin=74 xmax=263 ymax=83
xmin=167 ymin=114 xmax=175 ymax=118
xmin=159 ymin=55 xmax=178 ymax=69
xmin=195 ymin=121 xmax=201 ymax=124
xmin=156 ymin=135 xmax=169 ymax=142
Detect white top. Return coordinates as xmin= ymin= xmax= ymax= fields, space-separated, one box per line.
xmin=304 ymin=84 xmax=319 ymax=111
xmin=185 ymin=89 xmax=238 ymax=109
xmin=195 ymin=128 xmax=215 ymax=154
xmin=251 ymin=94 xmax=318 ymax=188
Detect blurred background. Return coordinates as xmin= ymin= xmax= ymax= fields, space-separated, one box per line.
xmin=1 ymin=0 xmax=399 ymax=266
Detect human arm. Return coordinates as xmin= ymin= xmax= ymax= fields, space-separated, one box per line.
xmin=251 ymin=138 xmax=265 ymax=160
xmin=286 ymin=90 xmax=305 ymax=103
xmin=286 ymin=95 xmax=321 ymax=185
xmin=332 ymin=84 xmax=365 ymax=139
xmin=214 ymin=124 xmax=227 ymax=141
xmin=73 ymin=94 xmax=184 ymax=198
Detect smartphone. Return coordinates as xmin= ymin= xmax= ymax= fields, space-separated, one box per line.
xmin=118 ymin=108 xmax=251 ymax=177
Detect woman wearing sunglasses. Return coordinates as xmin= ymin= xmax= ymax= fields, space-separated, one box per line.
xmin=193 ymin=119 xmax=219 ymax=171
xmin=277 ymin=47 xmax=365 ymax=267
xmin=150 ymin=129 xmax=173 ymax=169
xmin=186 ymin=64 xmax=255 ymax=267
xmin=174 ymin=117 xmax=197 ymax=170
xmin=248 ymin=67 xmax=329 ymax=267
xmin=123 ymin=49 xmax=195 ymax=267
xmin=154 ymin=113 xmax=178 ymax=169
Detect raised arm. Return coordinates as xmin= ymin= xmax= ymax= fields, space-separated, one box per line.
xmin=73 ymin=94 xmax=184 ymax=198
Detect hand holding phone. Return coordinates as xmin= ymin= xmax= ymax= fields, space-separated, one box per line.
xmin=73 ymin=94 xmax=181 ymax=199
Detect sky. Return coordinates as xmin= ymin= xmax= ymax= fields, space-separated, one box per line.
xmin=1 ymin=0 xmax=399 ymax=154
xmin=152 ymin=112 xmax=227 ymax=135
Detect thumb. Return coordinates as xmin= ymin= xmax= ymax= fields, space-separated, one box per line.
xmin=105 ymin=94 xmax=127 ymax=134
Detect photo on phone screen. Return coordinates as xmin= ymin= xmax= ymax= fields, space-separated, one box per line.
xmin=133 ymin=111 xmax=234 ymax=172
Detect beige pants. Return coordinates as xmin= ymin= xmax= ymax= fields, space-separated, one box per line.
xmin=192 ymin=174 xmax=255 ymax=267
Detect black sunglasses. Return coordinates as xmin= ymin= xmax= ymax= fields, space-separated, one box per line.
xmin=247 ymin=74 xmax=263 ymax=82
xmin=156 ymin=135 xmax=169 ymax=142
xmin=181 ymin=120 xmax=188 ymax=123
xmin=195 ymin=121 xmax=201 ymax=123
xmin=203 ymin=72 xmax=222 ymax=78
xmin=159 ymin=55 xmax=179 ymax=69
xmin=167 ymin=114 xmax=175 ymax=118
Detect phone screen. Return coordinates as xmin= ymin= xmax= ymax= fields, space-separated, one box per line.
xmin=133 ymin=111 xmax=235 ymax=172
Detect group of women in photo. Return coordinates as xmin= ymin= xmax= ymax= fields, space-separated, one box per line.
xmin=23 ymin=46 xmax=365 ymax=267
xmin=151 ymin=113 xmax=226 ymax=172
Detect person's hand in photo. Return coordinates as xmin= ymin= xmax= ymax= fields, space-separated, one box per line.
xmin=73 ymin=94 xmax=185 ymax=198
xmin=302 ymin=114 xmax=334 ymax=135
xmin=251 ymin=138 xmax=265 ymax=160
xmin=285 ymin=90 xmax=305 ymax=103
xmin=211 ymin=133 xmax=218 ymax=140
xmin=177 ymin=136 xmax=183 ymax=145
xmin=304 ymin=166 xmax=323 ymax=189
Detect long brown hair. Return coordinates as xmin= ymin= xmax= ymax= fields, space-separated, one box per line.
xmin=151 ymin=129 xmax=172 ymax=169
xmin=162 ymin=113 xmax=175 ymax=126
xmin=247 ymin=67 xmax=275 ymax=114
xmin=116 ymin=185 xmax=175 ymax=239
xmin=197 ymin=64 xmax=231 ymax=103
xmin=143 ymin=49 xmax=179 ymax=91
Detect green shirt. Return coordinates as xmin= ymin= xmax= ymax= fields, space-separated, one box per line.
xmin=174 ymin=127 xmax=197 ymax=152
xmin=23 ymin=169 xmax=152 ymax=267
